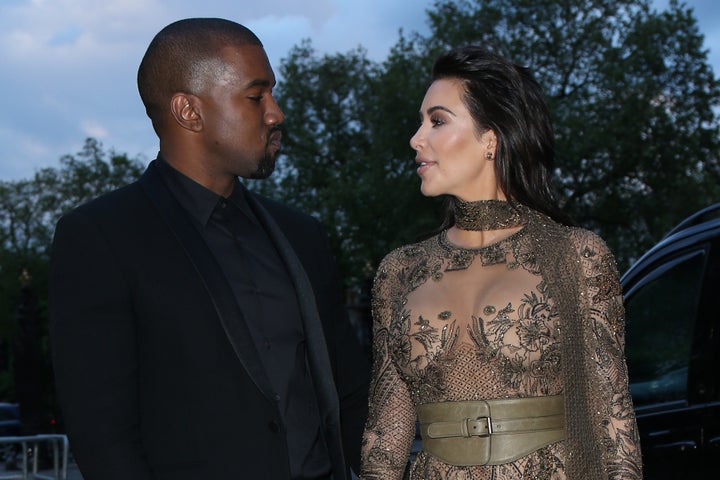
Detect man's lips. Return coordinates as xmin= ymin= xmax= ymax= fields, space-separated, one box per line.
xmin=268 ymin=130 xmax=282 ymax=149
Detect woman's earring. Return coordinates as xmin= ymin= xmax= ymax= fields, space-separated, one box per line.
xmin=486 ymin=151 xmax=494 ymax=160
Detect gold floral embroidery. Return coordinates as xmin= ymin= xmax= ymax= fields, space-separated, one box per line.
xmin=361 ymin=206 xmax=642 ymax=480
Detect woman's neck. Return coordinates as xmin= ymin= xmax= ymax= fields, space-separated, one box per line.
xmin=447 ymin=197 xmax=526 ymax=249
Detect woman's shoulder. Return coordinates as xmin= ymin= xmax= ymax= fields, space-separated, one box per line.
xmin=526 ymin=208 xmax=610 ymax=252
xmin=566 ymin=226 xmax=613 ymax=258
xmin=525 ymin=208 xmax=615 ymax=261
xmin=376 ymin=234 xmax=440 ymax=273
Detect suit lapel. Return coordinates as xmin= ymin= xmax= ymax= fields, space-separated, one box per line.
xmin=139 ymin=162 xmax=276 ymax=403
xmin=244 ymin=192 xmax=341 ymax=422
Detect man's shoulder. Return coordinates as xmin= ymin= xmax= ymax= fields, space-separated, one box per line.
xmin=52 ymin=180 xmax=151 ymax=251
xmin=70 ymin=181 xmax=145 ymax=218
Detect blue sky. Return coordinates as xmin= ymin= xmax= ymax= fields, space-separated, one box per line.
xmin=0 ymin=0 xmax=718 ymax=181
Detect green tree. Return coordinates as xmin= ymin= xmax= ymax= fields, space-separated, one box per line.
xmin=259 ymin=0 xmax=719 ymax=284
xmin=0 ymin=138 xmax=144 ymax=263
xmin=0 ymin=138 xmax=144 ymax=399
xmin=421 ymin=0 xmax=720 ymax=268
xmin=252 ymin=39 xmax=444 ymax=287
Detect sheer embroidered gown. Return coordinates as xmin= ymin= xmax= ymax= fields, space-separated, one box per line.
xmin=360 ymin=202 xmax=642 ymax=480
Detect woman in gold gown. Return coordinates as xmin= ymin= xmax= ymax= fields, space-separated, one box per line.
xmin=360 ymin=46 xmax=643 ymax=479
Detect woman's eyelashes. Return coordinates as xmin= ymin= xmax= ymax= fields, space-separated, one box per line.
xmin=417 ymin=115 xmax=446 ymax=128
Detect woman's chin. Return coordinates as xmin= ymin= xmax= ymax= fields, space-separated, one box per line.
xmin=419 ymin=183 xmax=443 ymax=198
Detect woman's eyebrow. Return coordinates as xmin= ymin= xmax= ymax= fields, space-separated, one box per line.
xmin=425 ymin=105 xmax=456 ymax=116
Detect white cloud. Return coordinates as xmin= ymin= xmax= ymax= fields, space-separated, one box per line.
xmin=0 ymin=125 xmax=74 ymax=180
xmin=247 ymin=14 xmax=316 ymax=67
xmin=0 ymin=0 xmax=434 ymax=181
xmin=80 ymin=120 xmax=108 ymax=139
xmin=1 ymin=0 xmax=718 ymax=182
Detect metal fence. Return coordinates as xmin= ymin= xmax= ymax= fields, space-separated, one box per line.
xmin=0 ymin=435 xmax=68 ymax=480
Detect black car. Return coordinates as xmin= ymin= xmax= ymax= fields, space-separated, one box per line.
xmin=0 ymin=402 xmax=20 ymax=437
xmin=0 ymin=402 xmax=21 ymax=468
xmin=621 ymin=203 xmax=720 ymax=478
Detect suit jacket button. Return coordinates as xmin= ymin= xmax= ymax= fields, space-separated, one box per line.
xmin=268 ymin=420 xmax=280 ymax=433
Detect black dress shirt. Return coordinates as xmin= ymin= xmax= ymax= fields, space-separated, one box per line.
xmin=157 ymin=158 xmax=331 ymax=479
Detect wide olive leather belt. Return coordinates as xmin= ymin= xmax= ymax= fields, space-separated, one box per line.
xmin=417 ymin=395 xmax=564 ymax=466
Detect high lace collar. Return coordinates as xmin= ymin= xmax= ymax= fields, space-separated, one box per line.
xmin=452 ymin=198 xmax=525 ymax=231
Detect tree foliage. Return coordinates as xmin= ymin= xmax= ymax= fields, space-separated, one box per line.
xmin=0 ymin=138 xmax=144 ymax=399
xmin=2 ymin=0 xmax=717 ymax=298
xmin=422 ymin=0 xmax=720 ymax=266
xmin=0 ymin=0 xmax=715 ymax=404
xmin=250 ymin=38 xmax=445 ymax=286
xmin=0 ymin=138 xmax=144 ymax=264
xmin=255 ymin=0 xmax=720 ymax=282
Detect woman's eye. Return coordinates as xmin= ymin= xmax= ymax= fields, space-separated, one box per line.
xmin=431 ymin=116 xmax=445 ymax=126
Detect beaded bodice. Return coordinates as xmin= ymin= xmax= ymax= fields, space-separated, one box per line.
xmin=360 ymin=202 xmax=642 ymax=480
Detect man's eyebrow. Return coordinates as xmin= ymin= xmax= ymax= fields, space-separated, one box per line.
xmin=243 ymin=78 xmax=274 ymax=89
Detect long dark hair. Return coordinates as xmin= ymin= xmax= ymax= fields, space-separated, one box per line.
xmin=431 ymin=46 xmax=575 ymax=227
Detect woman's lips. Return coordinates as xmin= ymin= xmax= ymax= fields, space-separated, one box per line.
xmin=416 ymin=158 xmax=435 ymax=175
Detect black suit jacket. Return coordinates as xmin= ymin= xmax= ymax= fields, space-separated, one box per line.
xmin=49 ymin=160 xmax=369 ymax=480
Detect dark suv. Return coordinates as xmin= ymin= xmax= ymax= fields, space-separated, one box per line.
xmin=621 ymin=203 xmax=720 ymax=478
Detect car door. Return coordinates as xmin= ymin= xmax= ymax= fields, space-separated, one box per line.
xmin=623 ymin=232 xmax=720 ymax=478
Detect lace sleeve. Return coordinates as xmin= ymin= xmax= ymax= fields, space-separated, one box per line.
xmin=573 ymin=230 xmax=643 ymax=479
xmin=360 ymin=253 xmax=416 ymax=480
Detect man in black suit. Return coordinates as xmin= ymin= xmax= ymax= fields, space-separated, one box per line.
xmin=49 ymin=18 xmax=369 ymax=480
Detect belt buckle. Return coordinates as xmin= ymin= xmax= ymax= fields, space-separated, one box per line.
xmin=463 ymin=416 xmax=492 ymax=437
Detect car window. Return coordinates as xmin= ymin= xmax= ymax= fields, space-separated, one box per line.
xmin=624 ymin=249 xmax=706 ymax=406
xmin=0 ymin=406 xmax=18 ymax=421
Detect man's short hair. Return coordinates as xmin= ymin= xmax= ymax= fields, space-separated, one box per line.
xmin=137 ymin=18 xmax=262 ymax=131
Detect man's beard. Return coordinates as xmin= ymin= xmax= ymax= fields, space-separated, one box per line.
xmin=248 ymin=151 xmax=276 ymax=179
xmin=249 ymin=127 xmax=280 ymax=179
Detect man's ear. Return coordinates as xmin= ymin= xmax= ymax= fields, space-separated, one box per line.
xmin=170 ymin=93 xmax=202 ymax=132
